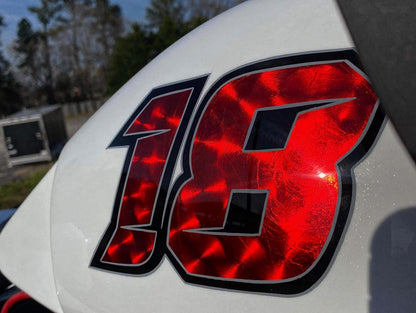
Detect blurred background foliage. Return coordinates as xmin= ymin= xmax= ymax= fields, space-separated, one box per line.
xmin=0 ymin=0 xmax=244 ymax=117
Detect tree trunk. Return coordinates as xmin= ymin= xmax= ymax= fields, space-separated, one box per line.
xmin=42 ymin=24 xmax=55 ymax=104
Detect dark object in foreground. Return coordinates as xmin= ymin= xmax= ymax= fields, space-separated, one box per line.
xmin=0 ymin=209 xmax=16 ymax=293
xmin=0 ymin=290 xmax=53 ymax=313
xmin=337 ymin=0 xmax=416 ymax=163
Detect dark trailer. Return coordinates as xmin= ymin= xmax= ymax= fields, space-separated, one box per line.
xmin=0 ymin=105 xmax=67 ymax=167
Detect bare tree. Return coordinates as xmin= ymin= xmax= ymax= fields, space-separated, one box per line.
xmin=29 ymin=0 xmax=63 ymax=104
xmin=0 ymin=16 xmax=22 ymax=115
xmin=146 ymin=0 xmax=185 ymax=29
xmin=92 ymin=0 xmax=123 ymax=84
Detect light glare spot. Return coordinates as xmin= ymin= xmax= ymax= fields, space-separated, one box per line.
xmin=318 ymin=172 xmax=326 ymax=179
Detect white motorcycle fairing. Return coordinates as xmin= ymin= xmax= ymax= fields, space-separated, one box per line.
xmin=1 ymin=0 xmax=416 ymax=312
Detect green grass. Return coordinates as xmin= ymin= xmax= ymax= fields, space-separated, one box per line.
xmin=0 ymin=167 xmax=51 ymax=209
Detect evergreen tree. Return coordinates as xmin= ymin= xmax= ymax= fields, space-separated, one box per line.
xmin=107 ymin=24 xmax=156 ymax=94
xmin=15 ymin=19 xmax=40 ymax=83
xmin=0 ymin=56 xmax=22 ymax=116
xmin=106 ymin=0 xmax=244 ymax=95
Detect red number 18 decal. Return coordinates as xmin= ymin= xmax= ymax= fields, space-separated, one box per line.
xmin=92 ymin=51 xmax=383 ymax=294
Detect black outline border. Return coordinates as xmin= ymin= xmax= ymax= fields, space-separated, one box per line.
xmin=91 ymin=50 xmax=385 ymax=295
xmin=91 ymin=76 xmax=208 ymax=274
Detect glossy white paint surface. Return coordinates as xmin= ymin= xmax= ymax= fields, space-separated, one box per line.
xmin=1 ymin=0 xmax=415 ymax=312
xmin=0 ymin=166 xmax=62 ymax=313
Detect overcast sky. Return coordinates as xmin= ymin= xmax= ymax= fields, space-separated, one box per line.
xmin=0 ymin=0 xmax=151 ymax=55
